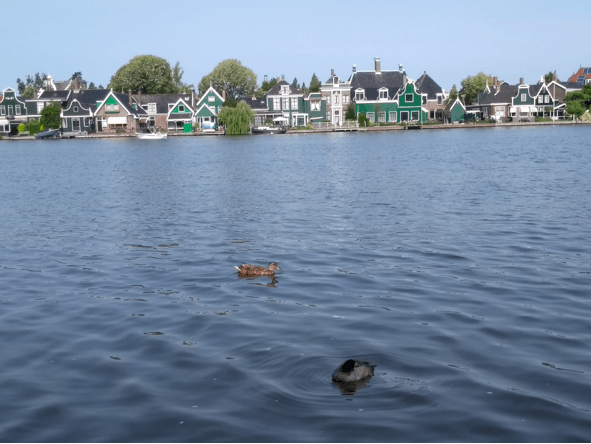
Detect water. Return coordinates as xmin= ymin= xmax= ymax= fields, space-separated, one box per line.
xmin=1 ymin=126 xmax=590 ymax=442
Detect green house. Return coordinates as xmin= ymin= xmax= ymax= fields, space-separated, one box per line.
xmin=0 ymin=88 xmax=28 ymax=135
xmin=167 ymin=98 xmax=194 ymax=133
xmin=444 ymin=97 xmax=466 ymax=123
xmin=195 ymin=86 xmax=224 ymax=130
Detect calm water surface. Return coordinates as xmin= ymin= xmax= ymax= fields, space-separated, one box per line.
xmin=1 ymin=126 xmax=590 ymax=442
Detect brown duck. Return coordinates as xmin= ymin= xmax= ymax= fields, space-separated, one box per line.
xmin=235 ymin=262 xmax=281 ymax=277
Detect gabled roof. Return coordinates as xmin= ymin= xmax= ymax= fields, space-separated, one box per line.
xmin=196 ymin=86 xmax=224 ymax=108
xmin=95 ymin=90 xmax=146 ymax=117
xmin=239 ymin=96 xmax=268 ymax=111
xmin=349 ymin=70 xmax=406 ymax=101
xmin=416 ymin=72 xmax=444 ymax=100
xmin=37 ymin=90 xmax=71 ymax=102
xmin=444 ymin=96 xmax=465 ymax=113
xmin=134 ymin=93 xmax=193 ymax=114
xmin=478 ymin=84 xmax=520 ymax=105
xmin=266 ymin=80 xmax=301 ymax=96
xmin=167 ymin=98 xmax=194 ymax=120
xmin=67 ymin=89 xmax=111 ymax=109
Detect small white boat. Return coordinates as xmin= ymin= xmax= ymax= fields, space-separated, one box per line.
xmin=251 ymin=126 xmax=287 ymax=135
xmin=135 ymin=128 xmax=167 ymax=140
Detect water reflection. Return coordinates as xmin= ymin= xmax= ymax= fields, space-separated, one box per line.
xmin=333 ymin=379 xmax=373 ymax=395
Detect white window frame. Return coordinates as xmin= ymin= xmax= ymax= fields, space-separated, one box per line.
xmin=282 ymin=97 xmax=289 ymax=110
xmin=400 ymin=111 xmax=409 ymax=121
xmin=15 ymin=105 xmax=21 ymax=115
xmin=379 ymin=88 xmax=388 ymax=100
xmin=355 ymin=89 xmax=365 ymax=101
xmin=273 ymin=98 xmax=280 ymax=110
xmin=437 ymin=95 xmax=442 ymax=105
xmin=72 ymin=118 xmax=80 ymax=131
xmin=148 ymin=103 xmax=157 ymax=114
xmin=366 ymin=112 xmax=375 ymax=122
xmin=411 ymin=111 xmax=419 ymax=121
xmin=291 ymin=97 xmax=298 ymax=109
xmin=208 ymin=95 xmax=215 ymax=102
xmin=378 ymin=111 xmax=386 ymax=122
xmin=178 ymin=105 xmax=185 ymax=113
xmin=405 ymin=94 xmax=413 ymax=103
xmin=37 ymin=102 xmax=45 ymax=113
xmin=544 ymin=95 xmax=549 ymax=103
xmin=343 ymin=95 xmax=349 ymax=104
xmin=389 ymin=111 xmax=397 ymax=122
xmin=538 ymin=96 xmax=543 ymax=103
xmin=0 ymin=105 xmax=5 ymax=115
xmin=521 ymin=93 xmax=526 ymax=101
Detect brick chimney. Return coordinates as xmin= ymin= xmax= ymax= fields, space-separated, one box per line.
xmin=138 ymin=90 xmax=142 ymax=106
xmin=374 ymin=57 xmax=381 ymax=74
xmin=128 ymin=90 xmax=132 ymax=105
xmin=520 ymin=77 xmax=524 ymax=85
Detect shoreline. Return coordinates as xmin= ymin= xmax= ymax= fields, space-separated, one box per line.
xmin=2 ymin=120 xmax=589 ymax=141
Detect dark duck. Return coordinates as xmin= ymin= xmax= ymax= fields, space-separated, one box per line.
xmin=332 ymin=359 xmax=376 ymax=383
xmin=235 ymin=262 xmax=281 ymax=278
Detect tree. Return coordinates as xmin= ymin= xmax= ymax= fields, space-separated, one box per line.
xmin=345 ymin=102 xmax=356 ymax=120
xmin=88 ymin=82 xmax=96 ymax=89
xmin=40 ymin=103 xmax=62 ymax=129
xmin=291 ymin=77 xmax=300 ymax=90
xmin=16 ymin=72 xmax=47 ymax=97
xmin=447 ymin=84 xmax=458 ymax=103
xmin=217 ymin=100 xmax=254 ymax=135
xmin=256 ymin=76 xmax=278 ymax=97
xmin=109 ymin=55 xmax=178 ymax=94
xmin=172 ymin=61 xmax=194 ymax=93
xmin=308 ymin=73 xmax=321 ymax=93
xmin=544 ymin=71 xmax=555 ymax=84
xmin=198 ymin=59 xmax=257 ymax=100
xmin=565 ymin=84 xmax=591 ymax=119
xmin=460 ymin=72 xmax=493 ymax=105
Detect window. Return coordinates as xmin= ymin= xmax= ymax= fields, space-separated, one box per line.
xmin=400 ymin=111 xmax=409 ymax=121
xmin=355 ymin=89 xmax=365 ymax=101
xmin=281 ymin=86 xmax=289 ymax=95
xmin=544 ymin=95 xmax=549 ymax=103
xmin=208 ymin=95 xmax=215 ymax=102
xmin=366 ymin=112 xmax=375 ymax=122
xmin=73 ymin=106 xmax=78 ymax=112
xmin=15 ymin=105 xmax=21 ymax=115
xmin=495 ymin=106 xmax=505 ymax=117
xmin=291 ymin=97 xmax=298 ymax=109
xmin=106 ymin=104 xmax=119 ymax=112
xmin=379 ymin=89 xmax=388 ymax=100
xmin=538 ymin=96 xmax=544 ymax=103
xmin=343 ymin=95 xmax=349 ymax=104
xmin=422 ymin=95 xmax=427 ymax=105
xmin=37 ymin=102 xmax=45 ymax=113
xmin=389 ymin=111 xmax=397 ymax=122
xmin=178 ymin=105 xmax=185 ymax=113
xmin=0 ymin=105 xmax=5 ymax=115
xmin=405 ymin=94 xmax=413 ymax=103
xmin=437 ymin=95 xmax=442 ymax=105
xmin=282 ymin=97 xmax=289 ymax=109
xmin=148 ymin=103 xmax=157 ymax=114
xmin=378 ymin=112 xmax=386 ymax=122
xmin=334 ymin=92 xmax=340 ymax=104
xmin=148 ymin=117 xmax=155 ymax=127
xmin=411 ymin=111 xmax=419 ymax=121
xmin=311 ymin=101 xmax=320 ymax=111
xmin=521 ymin=93 xmax=526 ymax=101
xmin=73 ymin=119 xmax=80 ymax=131
xmin=62 ymin=119 xmax=67 ymax=128
xmin=273 ymin=98 xmax=280 ymax=110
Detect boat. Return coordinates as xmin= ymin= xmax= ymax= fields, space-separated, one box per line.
xmin=35 ymin=129 xmax=61 ymax=139
xmin=135 ymin=128 xmax=167 ymax=140
xmin=251 ymin=126 xmax=287 ymax=135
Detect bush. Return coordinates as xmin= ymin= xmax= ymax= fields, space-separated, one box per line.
xmin=18 ymin=123 xmax=25 ymax=133
xmin=23 ymin=120 xmax=43 ymax=135
xmin=357 ymin=113 xmax=369 ymax=127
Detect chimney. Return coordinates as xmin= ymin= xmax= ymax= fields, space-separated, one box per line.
xmin=520 ymin=77 xmax=524 ymax=85
xmin=138 ymin=89 xmax=142 ymax=106
xmin=374 ymin=57 xmax=381 ymax=74
xmin=493 ymin=77 xmax=498 ymax=87
xmin=352 ymin=64 xmax=356 ymax=73
xmin=128 ymin=90 xmax=132 ymax=105
xmin=222 ymin=89 xmax=226 ymax=101
xmin=399 ymin=64 xmax=404 ymax=72
xmin=282 ymin=74 xmax=285 ymax=81
xmin=264 ymin=75 xmax=268 ymax=83
xmin=192 ymin=89 xmax=196 ymax=107
xmin=331 ymin=68 xmax=334 ymax=77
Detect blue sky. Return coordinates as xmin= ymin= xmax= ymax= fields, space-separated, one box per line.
xmin=3 ymin=0 xmax=589 ymax=93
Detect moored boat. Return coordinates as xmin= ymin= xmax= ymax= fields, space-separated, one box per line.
xmin=135 ymin=128 xmax=167 ymax=140
xmin=251 ymin=126 xmax=287 ymax=135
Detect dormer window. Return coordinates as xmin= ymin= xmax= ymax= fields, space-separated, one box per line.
xmin=379 ymin=88 xmax=388 ymax=100
xmin=281 ymin=85 xmax=289 ymax=95
xmin=148 ymin=103 xmax=156 ymax=114
xmin=333 ymin=76 xmax=339 ymax=85
xmin=355 ymin=89 xmax=365 ymax=101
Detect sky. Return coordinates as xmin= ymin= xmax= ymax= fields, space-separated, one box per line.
xmin=3 ymin=0 xmax=590 ymax=94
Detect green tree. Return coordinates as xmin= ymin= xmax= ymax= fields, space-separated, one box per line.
xmin=109 ymin=55 xmax=178 ymax=94
xmin=217 ymin=100 xmax=254 ymax=135
xmin=16 ymin=73 xmax=47 ymax=97
xmin=198 ymin=59 xmax=257 ymax=100
xmin=447 ymin=84 xmax=458 ymax=103
xmin=291 ymin=77 xmax=300 ymax=90
xmin=257 ymin=77 xmax=278 ymax=97
xmin=308 ymin=73 xmax=321 ymax=93
xmin=460 ymin=72 xmax=493 ymax=105
xmin=565 ymin=84 xmax=591 ymax=118
xmin=88 ymin=82 xmax=96 ymax=89
xmin=345 ymin=102 xmax=356 ymax=120
xmin=172 ymin=61 xmax=194 ymax=93
xmin=544 ymin=71 xmax=555 ymax=84
xmin=40 ymin=103 xmax=62 ymax=129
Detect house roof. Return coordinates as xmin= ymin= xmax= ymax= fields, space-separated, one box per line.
xmin=444 ymin=96 xmax=465 ymax=113
xmin=349 ymin=70 xmax=406 ymax=101
xmin=266 ymin=80 xmax=301 ymax=96
xmin=416 ymin=73 xmax=444 ymax=100
xmin=478 ymin=84 xmax=520 ymax=105
xmin=134 ymin=93 xmax=192 ymax=114
xmin=239 ymin=96 xmax=268 ymax=111
xmin=37 ymin=90 xmax=71 ymax=102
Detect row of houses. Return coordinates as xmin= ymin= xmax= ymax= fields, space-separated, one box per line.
xmin=1 ymin=59 xmax=588 ymax=136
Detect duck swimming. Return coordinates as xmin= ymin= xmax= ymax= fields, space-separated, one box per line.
xmin=235 ymin=262 xmax=281 ymax=278
xmin=332 ymin=359 xmax=376 ymax=383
